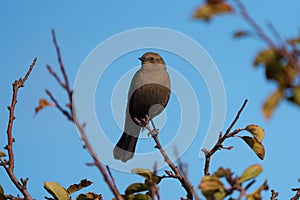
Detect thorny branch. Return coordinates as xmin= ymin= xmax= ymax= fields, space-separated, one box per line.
xmin=202 ymin=99 xmax=248 ymax=176
xmin=0 ymin=58 xmax=37 ymax=200
xmin=46 ymin=30 xmax=123 ymax=200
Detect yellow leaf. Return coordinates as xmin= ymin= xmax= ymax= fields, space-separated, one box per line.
xmin=44 ymin=182 xmax=69 ymax=200
xmin=245 ymin=124 xmax=265 ymax=142
xmin=0 ymin=151 xmax=6 ymax=157
xmin=194 ymin=2 xmax=233 ymax=21
xmin=246 ymin=180 xmax=268 ymax=200
xmin=263 ymin=89 xmax=284 ymax=119
xmin=199 ymin=176 xmax=226 ymax=200
xmin=131 ymin=168 xmax=152 ymax=180
xmin=253 ymin=48 xmax=280 ymax=67
xmin=241 ymin=136 xmax=265 ymax=160
xmin=35 ymin=99 xmax=52 ymax=114
xmin=238 ymin=164 xmax=263 ymax=183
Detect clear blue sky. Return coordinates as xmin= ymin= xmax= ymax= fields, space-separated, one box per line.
xmin=1 ymin=1 xmax=299 ymax=199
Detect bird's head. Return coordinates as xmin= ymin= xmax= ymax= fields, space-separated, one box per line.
xmin=139 ymin=52 xmax=166 ymax=66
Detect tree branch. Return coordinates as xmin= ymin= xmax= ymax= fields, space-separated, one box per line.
xmin=203 ymin=99 xmax=248 ymax=176
xmin=270 ymin=189 xmax=279 ymax=200
xmin=141 ymin=117 xmax=194 ymax=200
xmin=46 ymin=30 xmax=123 ymax=200
xmin=0 ymin=58 xmax=37 ymax=200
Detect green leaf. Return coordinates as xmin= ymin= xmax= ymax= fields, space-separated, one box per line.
xmin=76 ymin=192 xmax=102 ymax=200
xmin=0 ymin=151 xmax=6 ymax=157
xmin=240 ymin=136 xmax=265 ymax=160
xmin=254 ymin=48 xmax=280 ymax=67
xmin=238 ymin=164 xmax=263 ymax=183
xmin=44 ymin=182 xmax=69 ymax=200
xmin=245 ymin=124 xmax=265 ymax=142
xmin=263 ymin=89 xmax=284 ymax=119
xmin=125 ymin=183 xmax=149 ymax=195
xmin=67 ymin=179 xmax=93 ymax=195
xmin=131 ymin=168 xmax=152 ymax=180
xmin=199 ymin=176 xmax=226 ymax=200
xmin=133 ymin=194 xmax=152 ymax=200
xmin=193 ymin=2 xmax=233 ymax=21
xmin=246 ymin=180 xmax=268 ymax=200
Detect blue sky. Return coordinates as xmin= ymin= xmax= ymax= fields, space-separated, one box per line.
xmin=1 ymin=1 xmax=300 ymax=199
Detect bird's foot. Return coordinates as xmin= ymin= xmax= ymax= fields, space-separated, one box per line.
xmin=134 ymin=117 xmax=148 ymax=127
xmin=148 ymin=129 xmax=159 ymax=137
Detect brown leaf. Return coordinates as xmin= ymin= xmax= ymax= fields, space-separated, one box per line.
xmin=233 ymin=30 xmax=251 ymax=38
xmin=263 ymin=89 xmax=284 ymax=119
xmin=66 ymin=179 xmax=93 ymax=195
xmin=245 ymin=124 xmax=265 ymax=142
xmin=35 ymin=99 xmax=52 ymax=114
xmin=194 ymin=2 xmax=233 ymax=21
xmin=240 ymin=136 xmax=265 ymax=160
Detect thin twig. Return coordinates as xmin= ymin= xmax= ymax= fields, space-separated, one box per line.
xmin=106 ymin=165 xmax=118 ymax=190
xmin=270 ymin=189 xmax=279 ymax=200
xmin=234 ymin=0 xmax=300 ymax=72
xmin=1 ymin=58 xmax=37 ymax=200
xmin=47 ymin=30 xmax=123 ymax=200
xmin=141 ymin=120 xmax=193 ymax=200
xmin=291 ymin=188 xmax=300 ymax=200
xmin=203 ymin=99 xmax=248 ymax=176
xmin=175 ymin=148 xmax=201 ymax=200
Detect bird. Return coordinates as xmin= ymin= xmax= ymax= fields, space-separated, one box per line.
xmin=113 ymin=52 xmax=171 ymax=162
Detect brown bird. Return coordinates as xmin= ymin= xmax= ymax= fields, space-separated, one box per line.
xmin=113 ymin=52 xmax=171 ymax=162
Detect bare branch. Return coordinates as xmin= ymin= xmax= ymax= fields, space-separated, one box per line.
xmin=1 ymin=58 xmax=37 ymax=200
xmin=139 ymin=117 xmax=193 ymax=200
xmin=203 ymin=99 xmax=248 ymax=176
xmin=47 ymin=30 xmax=123 ymax=200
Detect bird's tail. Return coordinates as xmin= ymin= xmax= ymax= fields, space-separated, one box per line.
xmin=113 ymin=132 xmax=139 ymax=162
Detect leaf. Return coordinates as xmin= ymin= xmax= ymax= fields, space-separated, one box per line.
xmin=263 ymin=89 xmax=284 ymax=119
xmin=199 ymin=176 xmax=226 ymax=200
xmin=131 ymin=168 xmax=152 ymax=180
xmin=212 ymin=167 xmax=232 ymax=178
xmin=253 ymin=48 xmax=280 ymax=67
xmin=77 ymin=192 xmax=102 ymax=200
xmin=287 ymin=86 xmax=300 ymax=106
xmin=238 ymin=164 xmax=263 ymax=183
xmin=246 ymin=180 xmax=268 ymax=200
xmin=233 ymin=30 xmax=251 ymax=38
xmin=35 ymin=99 xmax=52 ymax=114
xmin=194 ymin=2 xmax=233 ymax=21
xmin=0 ymin=185 xmax=5 ymax=200
xmin=287 ymin=37 xmax=300 ymax=45
xmin=44 ymin=182 xmax=69 ymax=200
xmin=67 ymin=179 xmax=93 ymax=195
xmin=240 ymin=136 xmax=265 ymax=160
xmin=245 ymin=124 xmax=265 ymax=142
xmin=0 ymin=151 xmax=6 ymax=157
xmin=133 ymin=194 xmax=152 ymax=200
xmin=125 ymin=183 xmax=149 ymax=195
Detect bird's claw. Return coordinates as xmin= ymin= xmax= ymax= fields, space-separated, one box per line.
xmin=148 ymin=129 xmax=159 ymax=137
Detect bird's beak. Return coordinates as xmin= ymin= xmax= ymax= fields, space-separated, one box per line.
xmin=138 ymin=57 xmax=145 ymax=62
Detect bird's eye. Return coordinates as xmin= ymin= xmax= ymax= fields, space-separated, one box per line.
xmin=150 ymin=57 xmax=154 ymax=61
